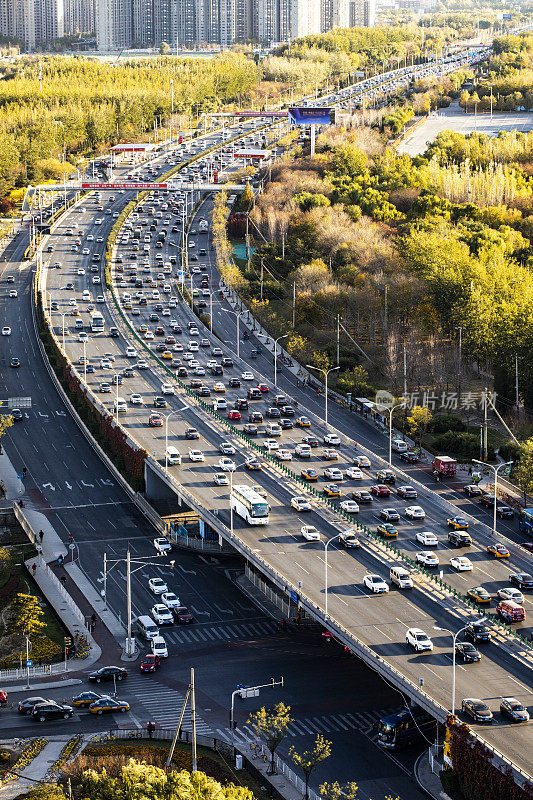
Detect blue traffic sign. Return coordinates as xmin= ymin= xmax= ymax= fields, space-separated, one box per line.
xmin=26 ymin=660 xmax=33 ymax=667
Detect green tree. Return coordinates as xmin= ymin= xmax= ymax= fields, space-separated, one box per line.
xmin=294 ymin=192 xmax=331 ymax=212
xmin=247 ymin=702 xmax=292 ymax=775
xmin=310 ymin=351 xmax=331 ymax=372
xmin=515 ymin=437 xmax=533 ymax=502
xmin=159 ymin=41 xmax=170 ymax=55
xmin=12 ymin=593 xmax=45 ymax=640
xmin=289 ymin=735 xmax=332 ymax=800
xmin=319 ymin=782 xmax=359 ymax=800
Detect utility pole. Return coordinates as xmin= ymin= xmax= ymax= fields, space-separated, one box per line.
xmin=190 ymin=667 xmax=197 ymax=772
xmin=514 ymin=353 xmax=520 ymax=416
xmin=403 ymin=344 xmax=407 ymax=398
xmin=383 ymin=285 xmax=388 ymax=338
xmin=483 ymin=385 xmax=488 ymax=461
xmin=336 ymin=314 xmax=340 ymax=366
xmin=292 ymin=282 xmax=296 ymax=328
xmin=260 ymin=257 xmax=264 ymax=302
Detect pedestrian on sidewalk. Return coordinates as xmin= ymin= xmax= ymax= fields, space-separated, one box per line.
xmin=468 ymin=466 xmax=472 ymax=476
xmin=39 ymin=530 xmax=44 ymax=542
xmin=296 ymin=612 xmax=301 ymax=626
xmin=60 ymin=575 xmax=66 ymax=587
xmin=281 ymin=619 xmax=287 ymax=632
xmin=147 ymin=721 xmax=155 ymax=739
xmin=32 ymin=563 xmax=37 ymax=576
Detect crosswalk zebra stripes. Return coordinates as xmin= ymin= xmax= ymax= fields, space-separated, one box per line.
xmin=125 ymin=675 xmax=211 ymax=733
xmin=217 ymin=706 xmax=399 ymax=743
xmin=143 ymin=619 xmax=279 ymax=646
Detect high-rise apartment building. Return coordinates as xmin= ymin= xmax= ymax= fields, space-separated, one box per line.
xmin=0 ymin=0 xmax=65 ymax=48
xmin=349 ymin=0 xmax=374 ymax=27
xmin=97 ymin=0 xmax=131 ymax=49
xmin=64 ymin=0 xmax=95 ymax=33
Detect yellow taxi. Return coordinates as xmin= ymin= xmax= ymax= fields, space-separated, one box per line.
xmin=296 ymin=416 xmax=311 ymax=427
xmin=466 ymin=586 xmax=491 ymax=604
xmin=161 ymin=350 xmax=173 ymax=360
xmin=323 ymin=483 xmax=341 ymax=498
xmin=301 ymin=468 xmax=318 ymax=481
xmin=447 ymin=516 xmax=469 ymax=530
xmin=139 ymin=324 xmax=148 ymax=333
xmin=89 ymin=696 xmax=130 ymax=715
xmin=376 ymin=523 xmax=398 ymax=539
xmin=486 ymin=543 xmax=510 ymax=558
xmin=213 ymin=382 xmax=226 ymax=393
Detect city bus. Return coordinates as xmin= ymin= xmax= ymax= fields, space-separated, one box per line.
xmin=519 ymin=508 xmax=533 ymax=538
xmin=377 ymin=706 xmax=438 ymax=749
xmin=230 ymin=485 xmax=269 ymax=525
xmin=90 ymin=310 xmax=104 ymax=332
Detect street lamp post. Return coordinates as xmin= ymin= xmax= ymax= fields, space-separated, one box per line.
xmin=305 ymin=365 xmax=340 ymax=428
xmin=323 ymin=533 xmax=343 ymax=616
xmin=83 ymin=340 xmax=87 ymax=384
xmin=222 ymin=308 xmax=246 ymax=359
xmin=103 ymin=550 xmax=175 ymax=656
xmin=229 ymin=462 xmax=248 ymax=538
xmin=165 ymin=409 xmax=183 ymax=471
xmin=473 ymin=459 xmax=513 ymax=535
xmin=387 ymin=401 xmax=407 ymax=466
xmin=111 ymin=373 xmax=121 ymax=424
xmin=434 ymin=619 xmax=486 ymax=714
xmin=258 ymin=333 xmax=288 ymax=387
xmin=59 ymin=312 xmax=66 ymax=353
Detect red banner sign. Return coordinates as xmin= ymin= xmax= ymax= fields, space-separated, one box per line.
xmin=81 ymin=182 xmax=169 ymax=190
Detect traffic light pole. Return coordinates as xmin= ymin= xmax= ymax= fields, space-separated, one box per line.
xmin=230 ymin=677 xmax=284 ymax=747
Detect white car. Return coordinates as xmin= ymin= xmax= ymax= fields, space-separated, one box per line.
xmin=126 ymin=347 xmax=137 ymax=358
xmin=363 ymin=574 xmax=389 ymax=593
xmin=262 ymin=439 xmax=279 ymax=451
xmin=218 ymin=457 xmax=236 ymax=471
xmin=497 ymin=587 xmax=524 ymax=603
xmin=161 ymin=383 xmax=174 ymax=396
xmin=416 ymin=531 xmax=438 ymax=546
xmin=151 ymin=635 xmax=168 ymax=658
xmin=345 ymin=467 xmax=363 ymax=480
xmin=92 ymin=276 xmax=101 ymax=284
xmin=144 ymin=331 xmax=154 ymax=340
xmin=450 ymin=556 xmax=473 ymax=572
xmin=189 ymin=450 xmax=204 ymax=462
xmin=324 ymin=467 xmax=343 ymax=480
xmin=130 ymin=394 xmax=143 ymax=405
xmin=324 ymin=434 xmax=340 ymax=446
xmin=214 ymin=472 xmax=229 ymax=486
xmin=339 ymin=529 xmax=360 ymax=547
xmin=100 ymin=359 xmax=112 ymax=369
xmin=77 ymin=268 xmax=86 ymax=275
xmin=301 ymin=525 xmax=320 ymax=541
xmin=154 ymin=537 xmax=171 ymax=555
xmin=291 ymin=496 xmax=311 ymax=512
xmin=9 ymin=289 xmax=17 ymax=298
xmin=148 ymin=577 xmax=168 ymax=594
xmin=340 ymin=500 xmax=359 ymax=513
xmin=1 ymin=327 xmax=11 ymax=336
xmin=137 ymin=360 xmax=148 ymax=369
xmin=276 ymin=449 xmax=292 ymax=461
xmin=162 ymin=591 xmax=181 ymax=609
xmin=405 ymin=505 xmax=426 ymax=520
xmin=405 ymin=628 xmax=433 ymax=652
xmin=354 ymin=455 xmax=371 ymax=468
xmin=415 ymin=551 xmax=439 ymax=567
xmin=241 ymin=372 xmax=254 ymax=381
xmin=97 ymin=295 xmax=104 ymax=303
xmin=219 ymin=442 xmax=235 ymax=455
xmin=151 ymin=604 xmax=173 ymax=625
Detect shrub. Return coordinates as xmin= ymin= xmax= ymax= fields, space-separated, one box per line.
xmin=432 ymin=431 xmax=495 ymax=460
xmin=430 ymin=414 xmax=467 ymax=434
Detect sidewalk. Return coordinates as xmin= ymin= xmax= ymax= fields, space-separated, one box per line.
xmin=415 ymin=751 xmax=452 ymax=800
xmin=0 ymin=739 xmax=67 ymax=800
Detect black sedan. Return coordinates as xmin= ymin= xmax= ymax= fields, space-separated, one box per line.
xmin=455 ymin=642 xmax=481 ymax=663
xmin=88 ymin=666 xmax=127 ymax=683
xmin=32 ymin=702 xmax=73 ymax=722
xmin=174 ymin=607 xmax=194 ymax=624
xmin=496 ymin=505 xmax=515 ymax=519
xmin=510 ymin=572 xmax=533 ymax=590
xmin=464 ymin=621 xmax=491 ymax=643
xmin=500 ymin=697 xmax=529 ymax=723
xmin=461 ymin=698 xmax=493 ymax=723
xmin=18 ymin=696 xmax=47 ymax=714
xmin=351 ymin=490 xmax=373 ymax=504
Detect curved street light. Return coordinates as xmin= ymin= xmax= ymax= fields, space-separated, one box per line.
xmin=306 ymin=364 xmax=340 ymax=428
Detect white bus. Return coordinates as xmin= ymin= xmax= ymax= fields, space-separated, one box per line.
xmin=231 ymin=484 xmax=269 ymax=525
xmin=90 ymin=310 xmax=104 ymax=332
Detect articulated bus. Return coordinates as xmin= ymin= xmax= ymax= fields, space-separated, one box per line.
xmin=90 ymin=310 xmax=104 ymax=332
xmin=230 ymin=485 xmax=269 ymax=525
xmin=377 ymin=706 xmax=438 ymax=749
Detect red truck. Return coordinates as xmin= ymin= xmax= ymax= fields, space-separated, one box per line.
xmin=432 ymin=456 xmax=457 ymax=480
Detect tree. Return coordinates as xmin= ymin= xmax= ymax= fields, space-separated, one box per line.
xmin=289 ymin=735 xmax=332 ymax=800
xmin=247 ymin=702 xmax=292 ymax=775
xmin=159 ymin=41 xmax=170 ymax=55
xmin=407 ymin=406 xmax=433 ymax=441
xmin=11 ymin=593 xmax=45 ymax=640
xmin=311 ymin=351 xmax=331 ymax=372
xmin=0 ymin=414 xmax=13 ymax=454
xmin=515 ymin=437 xmax=533 ymax=503
xmin=319 ymin=782 xmax=359 ymax=800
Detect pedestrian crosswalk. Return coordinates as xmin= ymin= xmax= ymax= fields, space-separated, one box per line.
xmin=125 ymin=676 xmax=211 ymax=733
xmin=151 ymin=619 xmax=279 ymax=646
xmin=217 ymin=707 xmax=399 ymax=743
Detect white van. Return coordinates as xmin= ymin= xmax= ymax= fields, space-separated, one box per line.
xmin=152 ymin=290 xmax=160 ymax=300
xmin=114 ymin=397 xmax=127 ymax=413
xmin=390 ymin=566 xmax=413 ymax=589
xmin=266 ymin=422 xmax=282 ymax=436
xmin=166 ymin=447 xmax=181 ymax=465
xmin=151 ymin=635 xmax=168 ymax=658
xmin=391 ymin=439 xmax=408 ymax=454
xmin=137 ymin=614 xmax=159 ymax=640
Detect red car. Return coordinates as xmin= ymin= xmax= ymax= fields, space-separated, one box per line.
xmin=258 ymin=383 xmax=269 ymax=392
xmin=371 ymin=485 xmax=390 ymax=497
xmin=140 ymin=654 xmax=160 ymax=673
xmin=149 ymin=414 xmax=163 ymax=427
xmin=228 ymin=410 xmax=241 ymax=421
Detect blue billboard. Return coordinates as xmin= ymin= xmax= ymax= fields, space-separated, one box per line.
xmin=289 ymin=106 xmax=336 ymax=126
